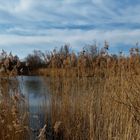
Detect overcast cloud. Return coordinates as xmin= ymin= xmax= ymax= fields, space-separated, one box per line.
xmin=0 ymin=0 xmax=139 ymax=58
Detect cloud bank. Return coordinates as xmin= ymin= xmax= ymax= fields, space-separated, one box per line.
xmin=0 ymin=0 xmax=140 ymax=58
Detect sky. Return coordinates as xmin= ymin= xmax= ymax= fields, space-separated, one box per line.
xmin=0 ymin=0 xmax=140 ymax=58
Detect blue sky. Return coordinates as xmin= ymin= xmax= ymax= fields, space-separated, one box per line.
xmin=0 ymin=0 xmax=140 ymax=58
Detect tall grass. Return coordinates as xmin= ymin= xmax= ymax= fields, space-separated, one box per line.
xmin=1 ymin=45 xmax=140 ymax=139
xmin=0 ymin=77 xmax=29 ymax=140
xmin=45 ymin=52 xmax=140 ymax=139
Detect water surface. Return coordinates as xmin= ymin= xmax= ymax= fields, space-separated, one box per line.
xmin=18 ymin=76 xmax=51 ymax=139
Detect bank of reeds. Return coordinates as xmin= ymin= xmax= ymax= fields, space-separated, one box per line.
xmin=0 ymin=77 xmax=29 ymax=140
xmin=44 ymin=51 xmax=140 ymax=139
xmin=1 ymin=44 xmax=140 ymax=140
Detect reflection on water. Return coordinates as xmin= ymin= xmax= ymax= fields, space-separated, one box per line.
xmin=18 ymin=76 xmax=51 ymax=139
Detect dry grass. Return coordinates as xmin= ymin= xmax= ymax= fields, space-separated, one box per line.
xmin=1 ymin=46 xmax=140 ymax=140
xmin=0 ymin=77 xmax=29 ymax=140
xmin=45 ymin=57 xmax=140 ymax=140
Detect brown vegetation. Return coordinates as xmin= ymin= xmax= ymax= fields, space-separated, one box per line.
xmin=41 ymin=43 xmax=140 ymax=139
xmin=0 ymin=50 xmax=29 ymax=75
xmin=1 ymin=42 xmax=140 ymax=139
xmin=45 ymin=66 xmax=140 ymax=139
xmin=0 ymin=78 xmax=29 ymax=140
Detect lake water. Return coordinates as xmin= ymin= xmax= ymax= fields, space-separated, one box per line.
xmin=18 ymin=76 xmax=51 ymax=139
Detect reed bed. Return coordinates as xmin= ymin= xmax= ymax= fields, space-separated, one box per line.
xmin=0 ymin=77 xmax=29 ymax=140
xmin=44 ymin=54 xmax=140 ymax=140
xmin=1 ymin=45 xmax=140 ymax=140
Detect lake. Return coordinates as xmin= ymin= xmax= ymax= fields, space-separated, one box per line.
xmin=18 ymin=76 xmax=51 ymax=139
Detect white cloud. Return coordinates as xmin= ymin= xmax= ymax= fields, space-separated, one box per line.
xmin=0 ymin=0 xmax=140 ymax=25
xmin=0 ymin=29 xmax=140 ymax=47
xmin=0 ymin=0 xmax=140 ymax=58
xmin=14 ymin=0 xmax=33 ymax=13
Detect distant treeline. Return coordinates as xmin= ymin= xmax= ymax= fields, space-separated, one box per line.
xmin=0 ymin=42 xmax=140 ymax=76
xmin=25 ymin=42 xmax=110 ymax=69
xmin=25 ymin=42 xmax=140 ymax=76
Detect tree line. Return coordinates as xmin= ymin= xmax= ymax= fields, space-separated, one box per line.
xmin=0 ymin=42 xmax=140 ymax=75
